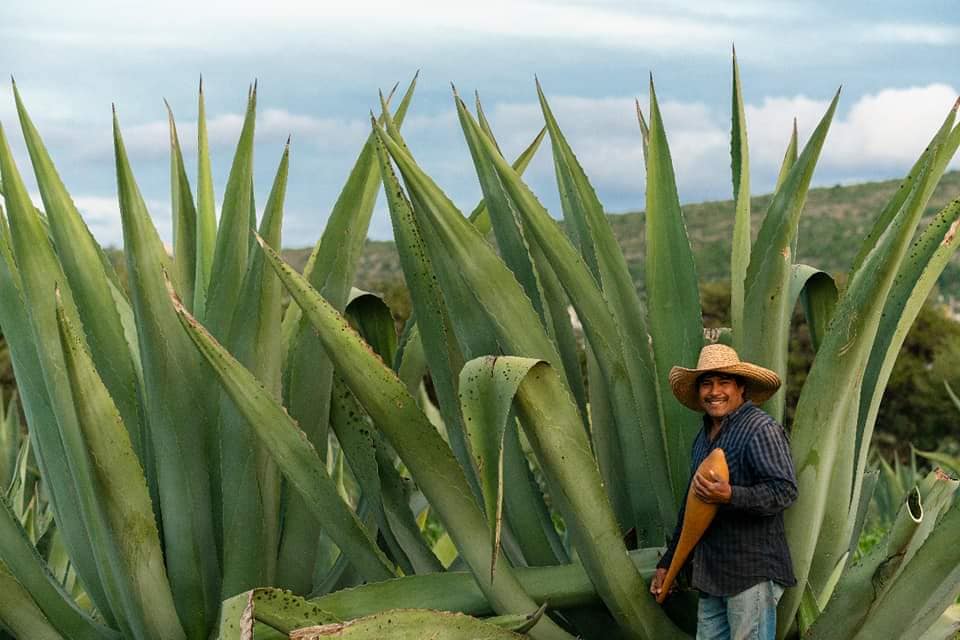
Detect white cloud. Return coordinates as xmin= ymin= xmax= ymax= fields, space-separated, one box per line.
xmin=5 ymin=0 xmax=739 ymax=54
xmin=862 ymin=23 xmax=960 ymax=46
xmin=25 ymin=192 xmax=172 ymax=248
xmin=470 ymin=82 xmax=960 ymax=211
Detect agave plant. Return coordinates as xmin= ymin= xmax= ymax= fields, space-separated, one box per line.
xmin=0 ymin=50 xmax=959 ymax=640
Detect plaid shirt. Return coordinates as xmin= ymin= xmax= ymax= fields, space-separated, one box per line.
xmin=657 ymin=401 xmax=798 ymax=597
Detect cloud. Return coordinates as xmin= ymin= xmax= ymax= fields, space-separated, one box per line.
xmin=469 ymin=82 xmax=960 ymax=212
xmin=34 ymin=192 xmax=171 ymax=248
xmin=5 ymin=0 xmax=740 ymax=54
xmin=862 ymin=23 xmax=960 ymax=46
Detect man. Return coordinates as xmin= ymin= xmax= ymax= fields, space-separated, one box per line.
xmin=650 ymin=343 xmax=798 ymax=640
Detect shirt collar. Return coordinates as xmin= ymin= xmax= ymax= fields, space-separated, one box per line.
xmin=701 ymin=399 xmax=755 ymax=433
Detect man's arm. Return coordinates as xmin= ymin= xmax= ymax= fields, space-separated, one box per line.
xmin=727 ymin=422 xmax=797 ymax=515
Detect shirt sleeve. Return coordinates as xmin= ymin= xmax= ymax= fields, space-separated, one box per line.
xmin=727 ymin=421 xmax=798 ymax=515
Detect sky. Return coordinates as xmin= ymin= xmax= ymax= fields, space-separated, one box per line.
xmin=2 ymin=0 xmax=958 ymax=248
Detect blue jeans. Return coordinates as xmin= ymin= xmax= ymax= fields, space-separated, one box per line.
xmin=697 ymin=581 xmax=784 ymax=640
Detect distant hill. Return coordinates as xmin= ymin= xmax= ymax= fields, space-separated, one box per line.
xmin=283 ymin=170 xmax=960 ymax=302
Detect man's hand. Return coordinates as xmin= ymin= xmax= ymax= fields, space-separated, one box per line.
xmin=693 ymin=469 xmax=732 ymax=504
xmin=649 ymin=568 xmax=670 ymax=599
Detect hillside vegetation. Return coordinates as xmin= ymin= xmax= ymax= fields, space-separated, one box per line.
xmin=284 ymin=170 xmax=960 ymax=304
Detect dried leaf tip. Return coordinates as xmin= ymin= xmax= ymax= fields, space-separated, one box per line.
xmin=285 ymin=134 xmax=291 ymax=146
xmin=450 ymin=82 xmax=459 ymax=98
xmin=198 ymin=74 xmax=203 ymax=94
xmin=953 ymin=96 xmax=960 ymax=111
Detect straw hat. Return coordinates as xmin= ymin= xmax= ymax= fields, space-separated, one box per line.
xmin=668 ymin=344 xmax=781 ymax=412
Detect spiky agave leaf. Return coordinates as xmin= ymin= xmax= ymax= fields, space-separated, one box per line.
xmin=276 ymin=76 xmax=418 ymax=593
xmin=113 ymin=109 xmax=220 ymax=637
xmin=255 ymin=235 xmax=575 ymax=640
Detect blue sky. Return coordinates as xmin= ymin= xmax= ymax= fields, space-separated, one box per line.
xmin=2 ymin=0 xmax=958 ymax=248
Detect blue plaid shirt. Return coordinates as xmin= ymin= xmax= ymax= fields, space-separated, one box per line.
xmin=657 ymin=401 xmax=798 ymax=596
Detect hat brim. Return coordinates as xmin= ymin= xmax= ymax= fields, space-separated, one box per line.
xmin=668 ymin=362 xmax=781 ymax=412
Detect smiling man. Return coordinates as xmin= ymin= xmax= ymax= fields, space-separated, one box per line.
xmin=650 ymin=344 xmax=798 ymax=640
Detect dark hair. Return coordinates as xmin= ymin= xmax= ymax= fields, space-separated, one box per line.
xmin=696 ymin=372 xmax=747 ymax=389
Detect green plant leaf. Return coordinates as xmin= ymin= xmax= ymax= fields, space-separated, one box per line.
xmin=219 ymin=143 xmax=290 ymax=597
xmin=775 ymin=119 xmax=799 ymax=193
xmin=645 ymin=77 xmax=704 ymax=509
xmin=0 ymin=121 xmax=123 ymax=625
xmin=741 ymin=89 xmax=839 ymax=424
xmin=0 ymin=559 xmax=66 ymax=640
xmin=13 ymin=85 xmax=150 ymax=485
xmin=165 ymin=101 xmax=198 ymax=312
xmin=217 ymin=588 xmax=340 ymax=639
xmin=788 ymin=265 xmax=837 ymax=352
xmin=194 ymin=78 xmax=217 ymax=316
xmin=779 ymin=113 xmax=956 ymax=632
xmin=848 ymin=100 xmax=957 ymax=280
xmin=277 ymin=76 xmax=417 ymax=592
xmin=450 ymin=93 xmax=675 ymax=543
xmin=730 ymin=48 xmax=751 ymax=349
xmin=308 ymin=548 xmax=662 ymax=620
xmin=55 ymin=288 xmax=185 ymax=639
xmin=256 ymin=237 xmax=575 ymax=640
xmin=169 ymin=276 xmax=399 ymax=584
xmin=113 ymin=110 xmax=220 ymax=637
xmin=0 ymin=497 xmax=118 ymax=640
xmin=289 ymin=609 xmax=525 ymax=639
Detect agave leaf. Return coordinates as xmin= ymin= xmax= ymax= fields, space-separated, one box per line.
xmin=586 ymin=345 xmax=631 ymax=530
xmin=289 ymin=609 xmax=525 ymax=639
xmin=914 ymin=448 xmax=960 ymax=477
xmin=809 ymin=125 xmax=960 ymax=601
xmin=165 ymin=101 xmax=198 ymax=311
xmin=852 ymin=165 xmax=960 ymax=492
xmin=377 ymin=112 xmax=570 ymax=568
xmin=846 ymin=468 xmax=879 ymax=560
xmin=775 ymin=119 xmax=799 ymax=193
xmin=194 ymin=78 xmax=217 ymax=316
xmin=779 ymin=120 xmax=953 ymax=632
xmin=458 ymin=357 xmax=529 ymax=581
xmin=645 ymin=78 xmax=704 ymax=509
xmin=203 ymin=85 xmax=256 ymax=335
xmin=741 ymin=89 xmax=839 ymax=423
xmin=0 ymin=394 xmax=18 ymax=491
xmin=0 ymin=497 xmax=119 ymax=640
xmin=730 ymin=48 xmax=751 ymax=349
xmin=55 ymin=289 xmax=185 ymax=639
xmin=12 ymin=86 xmax=150 ymax=480
xmin=373 ymin=105 xmax=487 ymax=504
xmin=0 ymin=559 xmax=66 ymax=640
xmin=0 ymin=122 xmax=124 ymax=624
xmin=635 ymin=100 xmax=649 ymax=168
xmin=916 ymin=604 xmax=960 ymax=640
xmin=848 ymin=100 xmax=957 ymax=279
xmin=848 ymin=498 xmax=960 ymax=640
xmin=538 ymin=82 xmax=654 ymax=440
xmin=169 ymin=278 xmax=398 ymax=584
xmin=218 ymin=588 xmax=340 ymax=639
xmin=788 ymin=265 xmax=837 ymax=352
xmin=509 ymin=358 xmax=685 ymax=638
xmin=277 ymin=76 xmax=417 ymax=592
xmin=219 ymin=144 xmax=289 ymax=597
xmin=308 ymin=547 xmax=662 ymax=620
xmin=807 ymin=483 xmax=923 ymax=639
xmin=945 ymin=380 xmax=960 ymax=414
xmin=256 ymin=238 xmax=575 ymax=640
xmin=468 ymin=125 xmax=546 ymax=235
xmin=343 ymin=289 xmax=444 ymax=575
xmin=113 ymin=111 xmax=221 ymax=636
xmin=450 ymin=94 xmax=675 ymax=541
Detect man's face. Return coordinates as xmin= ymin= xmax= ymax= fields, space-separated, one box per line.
xmin=698 ymin=373 xmax=746 ymax=421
